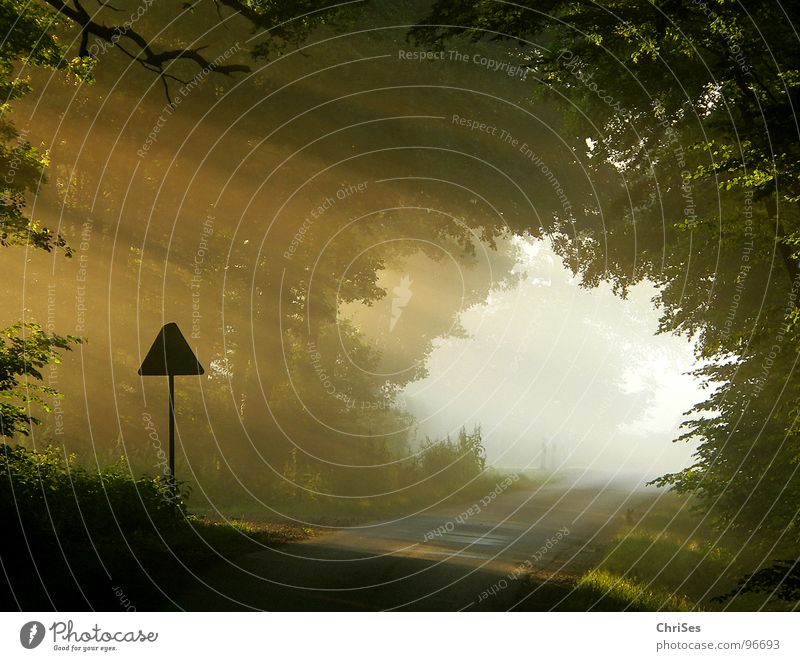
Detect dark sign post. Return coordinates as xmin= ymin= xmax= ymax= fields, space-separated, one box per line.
xmin=138 ymin=322 xmax=204 ymax=493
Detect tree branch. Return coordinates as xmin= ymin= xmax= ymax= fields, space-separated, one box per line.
xmin=43 ymin=0 xmax=249 ymax=100
xmin=764 ymin=195 xmax=800 ymax=286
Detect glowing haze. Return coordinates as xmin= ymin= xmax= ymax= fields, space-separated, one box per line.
xmin=345 ymin=236 xmax=701 ymax=482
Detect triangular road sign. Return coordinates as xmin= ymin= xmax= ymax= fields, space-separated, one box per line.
xmin=138 ymin=322 xmax=205 ymax=376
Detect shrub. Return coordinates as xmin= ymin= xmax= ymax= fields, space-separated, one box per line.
xmin=418 ymin=425 xmax=487 ymax=490
xmin=0 ymin=443 xmax=186 ymax=546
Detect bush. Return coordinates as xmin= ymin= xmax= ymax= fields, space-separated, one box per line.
xmin=418 ymin=426 xmax=487 ymax=491
xmin=0 ymin=443 xmax=316 ymax=609
xmin=0 ymin=443 xmax=186 ymax=545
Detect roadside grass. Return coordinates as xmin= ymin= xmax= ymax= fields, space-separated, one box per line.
xmin=597 ymin=529 xmax=730 ymax=603
xmin=529 ymin=493 xmax=790 ymax=611
xmin=566 ymin=569 xmax=693 ymax=611
xmin=153 ymin=516 xmax=315 ymax=558
xmin=195 ymin=468 xmax=543 ymax=525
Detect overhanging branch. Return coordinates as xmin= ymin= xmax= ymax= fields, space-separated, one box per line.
xmin=43 ymin=0 xmax=249 ymax=99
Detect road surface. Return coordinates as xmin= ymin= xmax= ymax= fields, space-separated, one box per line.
xmin=167 ymin=480 xmax=653 ymax=611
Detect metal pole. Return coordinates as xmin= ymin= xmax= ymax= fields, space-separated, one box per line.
xmin=168 ymin=373 xmax=175 ymax=494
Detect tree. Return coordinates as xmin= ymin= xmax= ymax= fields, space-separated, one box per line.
xmin=0 ymin=0 xmax=369 ymax=446
xmin=1 ymin=0 xmax=93 ymax=252
xmin=413 ymin=0 xmax=800 ymax=594
xmin=0 ymin=1 xmax=91 ymax=436
xmin=0 ymin=323 xmax=81 ymax=436
xmin=39 ymin=0 xmax=356 ymax=101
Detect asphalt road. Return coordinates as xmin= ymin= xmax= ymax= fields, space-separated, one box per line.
xmin=168 ymin=479 xmax=654 ymax=611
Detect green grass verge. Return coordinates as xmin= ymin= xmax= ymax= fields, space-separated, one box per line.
xmin=193 ymin=469 xmax=542 ymax=525
xmin=529 ymin=493 xmax=792 ymax=611
xmin=568 ymin=569 xmax=693 ymax=611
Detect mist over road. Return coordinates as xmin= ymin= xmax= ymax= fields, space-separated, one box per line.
xmin=169 ymin=480 xmax=655 ymax=611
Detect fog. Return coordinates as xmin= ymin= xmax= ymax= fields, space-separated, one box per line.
xmin=345 ymin=236 xmax=701 ymax=483
xmin=2 ymin=1 xmax=703 ymax=503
